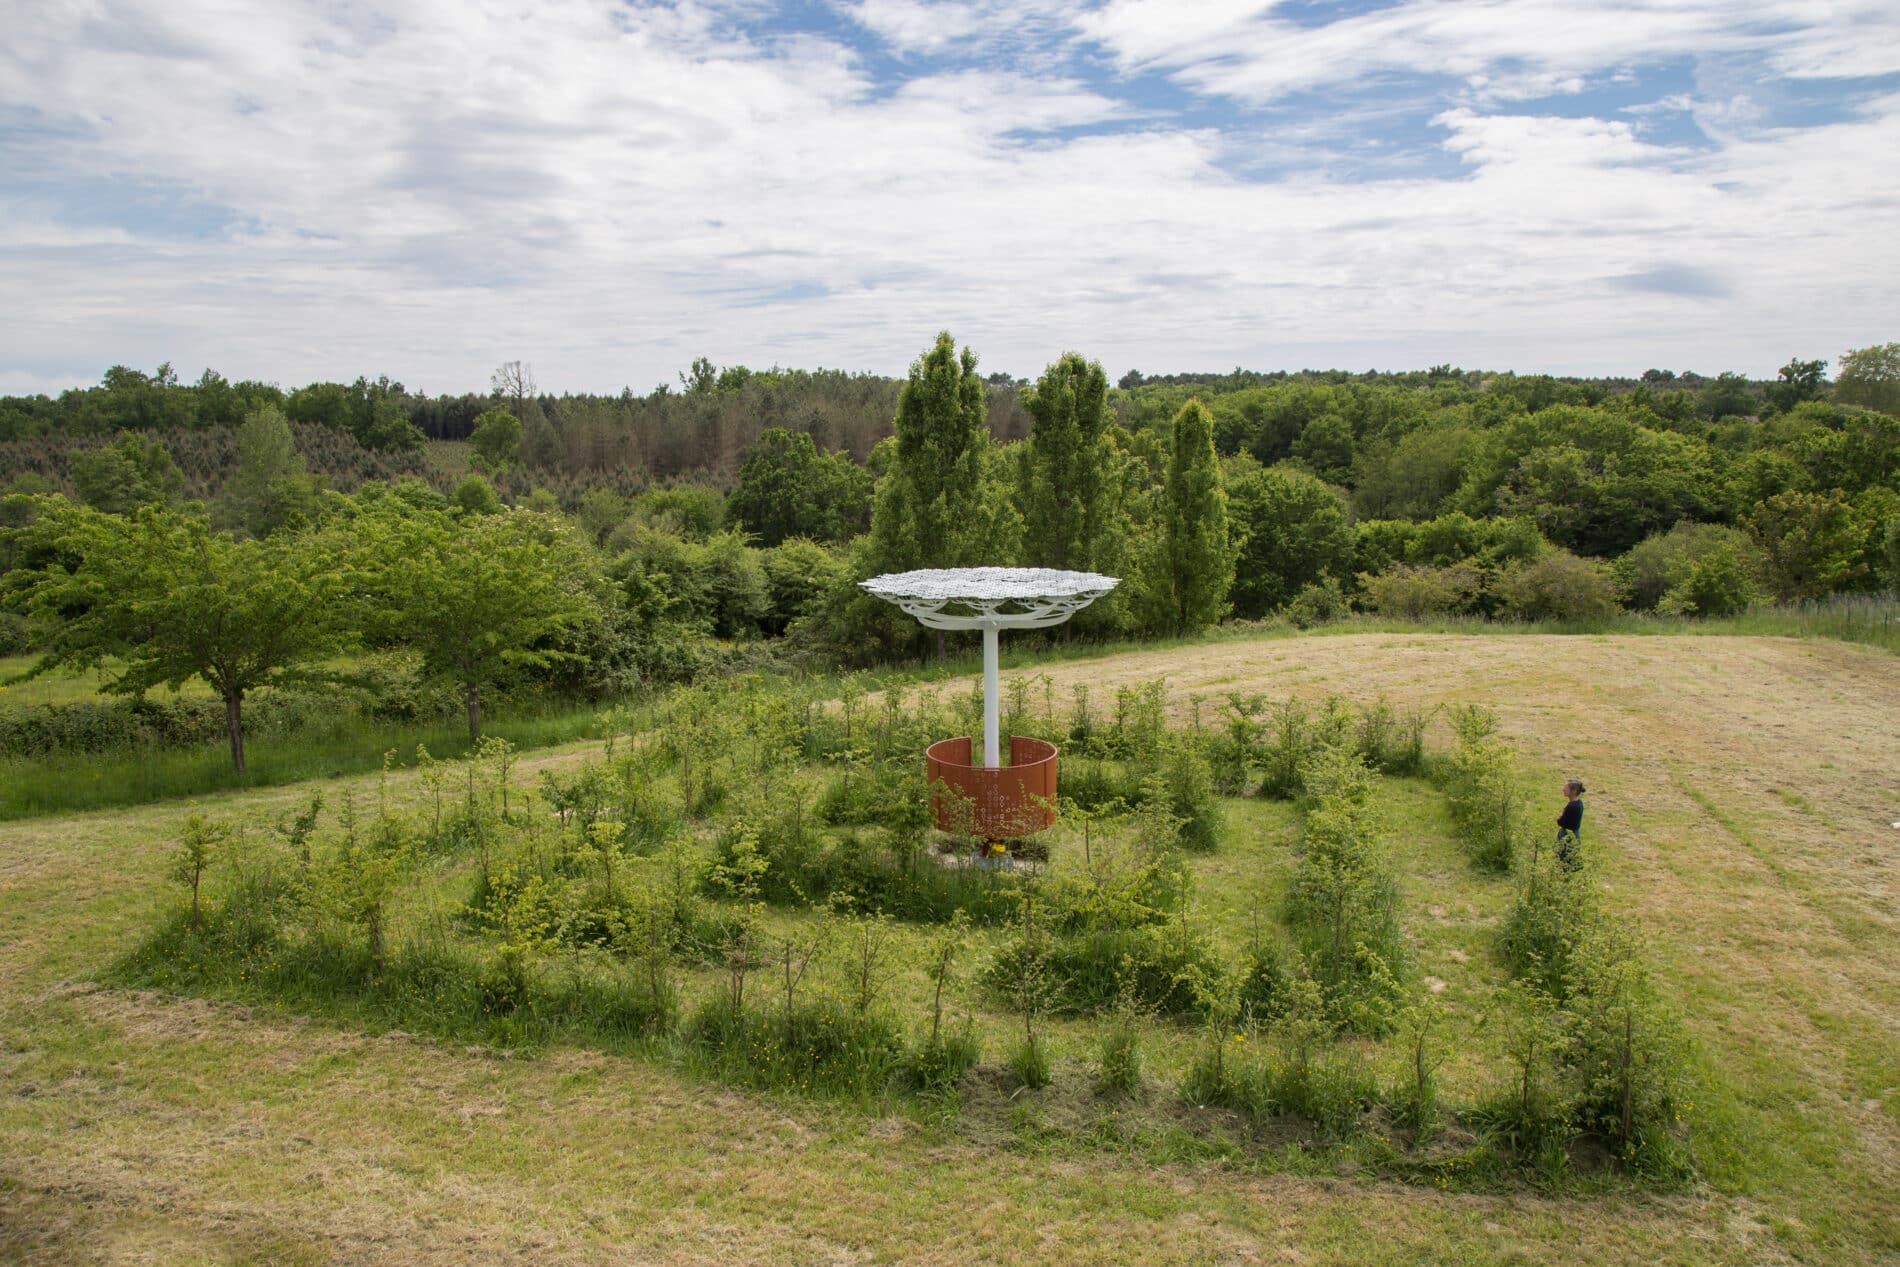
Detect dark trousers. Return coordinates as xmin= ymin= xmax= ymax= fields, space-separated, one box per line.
xmin=1556 ymin=830 xmax=1581 ymax=872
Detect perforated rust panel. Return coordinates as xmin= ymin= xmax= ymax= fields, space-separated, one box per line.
xmin=925 ymin=736 xmax=1059 ymax=840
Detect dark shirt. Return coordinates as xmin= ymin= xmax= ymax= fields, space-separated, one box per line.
xmin=1557 ymin=798 xmax=1583 ymax=837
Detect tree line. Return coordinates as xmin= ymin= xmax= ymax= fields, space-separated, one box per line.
xmin=3 ymin=337 xmax=1897 ymax=770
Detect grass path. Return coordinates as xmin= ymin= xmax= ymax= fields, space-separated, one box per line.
xmin=4 ymin=633 xmax=1899 ymax=1264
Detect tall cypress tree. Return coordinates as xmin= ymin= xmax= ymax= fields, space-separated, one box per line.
xmin=1156 ymin=398 xmax=1235 ymax=633
xmin=868 ymin=331 xmax=991 ymax=572
xmin=1020 ymin=352 xmax=1116 ymax=572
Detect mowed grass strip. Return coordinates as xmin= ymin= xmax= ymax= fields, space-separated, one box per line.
xmin=3 ymin=633 xmax=1898 ymax=1264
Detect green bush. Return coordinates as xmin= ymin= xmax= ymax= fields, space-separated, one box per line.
xmin=903 ymin=1028 xmax=981 ymax=1094
xmin=1283 ymin=745 xmax=1408 ymax=1032
xmin=1561 ymin=934 xmax=1695 ymax=1177
xmin=1059 ymin=758 xmax=1145 ymax=811
xmin=1657 ymin=543 xmax=1756 ymax=618
xmin=1436 ymin=706 xmax=1524 ymax=873
xmin=1155 ymin=743 xmax=1223 ymax=853
xmin=709 ymin=818 xmax=1020 ymax=924
xmin=1284 ymin=577 xmax=1349 ymax=628
xmin=684 ymin=995 xmax=903 ymax=1097
xmin=1497 ymin=841 xmax=1598 ymax=996
xmin=1490 ymin=549 xmax=1623 ymax=622
xmin=1095 ymin=1017 xmax=1142 ymax=1094
xmin=1355 ymin=562 xmax=1482 ymax=618
xmin=1354 ymin=696 xmax=1429 ymax=777
xmin=1616 ymin=522 xmax=1762 ymax=613
xmin=1238 ymin=933 xmax=1302 ymax=1024
xmin=984 ymin=926 xmax=1219 ymax=1017
xmin=1257 ymin=697 xmax=1313 ymax=800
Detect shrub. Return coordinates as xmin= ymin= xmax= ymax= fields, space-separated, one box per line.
xmin=685 ymin=995 xmax=903 ymax=1097
xmin=1490 ymin=549 xmax=1622 ymax=622
xmin=1284 ymin=577 xmax=1348 ymax=629
xmin=1285 ymin=745 xmax=1407 ymax=1032
xmin=1052 ymin=757 xmax=1144 ymax=812
xmin=1354 ymin=695 xmax=1429 ymax=777
xmin=1095 ymin=1015 xmax=1142 ymax=1094
xmin=1205 ymin=694 xmax=1264 ymax=795
xmin=1497 ymin=838 xmax=1598 ymax=996
xmin=1616 ymin=522 xmax=1762 ymax=612
xmin=1656 ymin=543 xmax=1756 ymax=618
xmin=1475 ymin=976 xmax=1576 ymax=1175
xmin=1155 ymin=743 xmax=1223 ymax=853
xmin=985 ymin=926 xmax=1219 ymax=1017
xmin=903 ymin=1028 xmax=981 ymax=1095
xmin=1436 ymin=706 xmax=1523 ymax=873
xmin=1385 ymin=991 xmax=1450 ymax=1141
xmin=1355 ymin=562 xmax=1482 ymax=618
xmin=1271 ymin=1045 xmax=1378 ymax=1139
xmin=1257 ymin=697 xmax=1312 ymax=800
xmin=1238 ymin=932 xmax=1301 ymax=1024
xmin=1561 ymin=927 xmax=1694 ymax=1177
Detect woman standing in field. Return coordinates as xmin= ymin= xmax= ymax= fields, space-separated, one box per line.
xmin=1556 ymin=779 xmax=1585 ymax=871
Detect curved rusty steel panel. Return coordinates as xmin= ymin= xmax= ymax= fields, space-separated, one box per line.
xmin=925 ymin=735 xmax=1059 ymax=839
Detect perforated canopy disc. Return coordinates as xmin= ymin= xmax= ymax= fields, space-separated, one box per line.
xmin=858 ymin=567 xmax=1119 ymax=631
xmin=862 ymin=568 xmax=1119 ymax=769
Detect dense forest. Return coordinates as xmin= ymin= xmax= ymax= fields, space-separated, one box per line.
xmin=3 ymin=338 xmax=1897 ymax=768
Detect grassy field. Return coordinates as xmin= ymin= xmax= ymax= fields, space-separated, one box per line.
xmin=3 ymin=633 xmax=1899 ymax=1263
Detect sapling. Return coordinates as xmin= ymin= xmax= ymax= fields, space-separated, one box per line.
xmin=714 ymin=827 xmax=768 ymax=1023
xmin=1275 ymin=974 xmax=1330 ymax=1085
xmin=1181 ymin=959 xmax=1244 ymax=1098
xmin=1390 ymin=985 xmax=1450 ymax=1138
xmin=416 ymin=744 xmax=444 ymax=845
xmin=583 ymin=820 xmax=626 ymax=898
xmin=1068 ymin=682 xmax=1094 ymax=750
xmin=774 ymin=915 xmax=830 ymax=1046
xmin=279 ymin=793 xmax=324 ymax=867
xmin=479 ymin=735 xmax=516 ymax=821
xmin=173 ymin=813 xmax=231 ymax=930
xmin=309 ymin=814 xmax=410 ymax=975
xmin=924 ymin=911 xmax=970 ymax=1047
xmin=1488 ymin=974 xmax=1574 ymax=1132
xmin=843 ymin=908 xmax=898 ymax=1018
xmin=1095 ymin=969 xmax=1145 ymax=1095
xmin=1008 ymin=874 xmax=1053 ymax=1089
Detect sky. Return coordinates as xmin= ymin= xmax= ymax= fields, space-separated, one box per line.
xmin=3 ymin=0 xmax=1899 ymax=397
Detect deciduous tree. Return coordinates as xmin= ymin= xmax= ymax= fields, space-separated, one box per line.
xmin=353 ymin=507 xmax=599 ymax=741
xmin=2 ymin=502 xmax=347 ymax=770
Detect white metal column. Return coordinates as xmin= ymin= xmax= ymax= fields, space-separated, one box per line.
xmin=982 ymin=624 xmax=1000 ymax=768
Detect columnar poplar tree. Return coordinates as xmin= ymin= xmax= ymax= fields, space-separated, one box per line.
xmin=867 ymin=332 xmax=992 ymax=574
xmin=1019 ymin=352 xmax=1118 ymax=572
xmin=1149 ymin=399 xmax=1236 ymax=633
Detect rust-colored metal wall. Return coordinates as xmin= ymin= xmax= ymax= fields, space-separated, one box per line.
xmin=925 ymin=735 xmax=1059 ymax=840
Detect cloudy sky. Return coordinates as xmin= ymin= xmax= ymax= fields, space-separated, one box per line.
xmin=4 ymin=0 xmax=1899 ymax=396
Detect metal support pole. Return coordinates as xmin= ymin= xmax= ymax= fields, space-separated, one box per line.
xmin=982 ymin=624 xmax=1000 ymax=769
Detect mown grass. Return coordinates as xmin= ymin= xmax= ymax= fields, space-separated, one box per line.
xmin=4 ymin=632 xmax=1899 ymax=1263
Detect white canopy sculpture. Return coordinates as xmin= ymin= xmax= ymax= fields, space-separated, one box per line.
xmin=860 ymin=567 xmax=1119 ymax=768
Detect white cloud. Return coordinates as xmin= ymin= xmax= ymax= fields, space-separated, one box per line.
xmin=839 ymin=0 xmax=1080 ymax=59
xmin=0 ymin=0 xmax=1896 ymax=396
xmin=1080 ymin=0 xmax=1900 ymax=105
